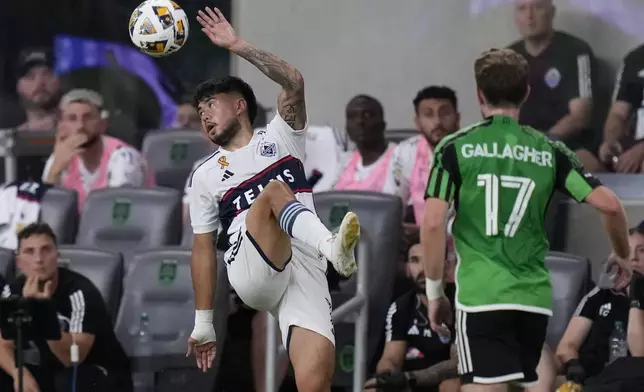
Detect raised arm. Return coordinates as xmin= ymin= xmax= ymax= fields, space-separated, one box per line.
xmin=197 ymin=7 xmax=306 ymax=130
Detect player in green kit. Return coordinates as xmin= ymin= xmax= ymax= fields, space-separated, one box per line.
xmin=420 ymin=48 xmax=632 ymax=392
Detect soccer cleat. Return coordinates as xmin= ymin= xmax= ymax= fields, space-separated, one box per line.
xmin=324 ymin=212 xmax=360 ymax=277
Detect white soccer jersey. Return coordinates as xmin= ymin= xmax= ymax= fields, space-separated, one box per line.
xmin=188 ymin=114 xmax=317 ymax=263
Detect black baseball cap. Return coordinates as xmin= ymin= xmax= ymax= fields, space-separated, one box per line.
xmin=16 ymin=48 xmax=53 ymax=79
xmin=630 ymin=221 xmax=644 ymax=235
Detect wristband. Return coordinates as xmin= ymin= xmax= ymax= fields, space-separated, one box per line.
xmin=195 ymin=309 xmax=214 ymax=323
xmin=425 ymin=278 xmax=444 ymax=301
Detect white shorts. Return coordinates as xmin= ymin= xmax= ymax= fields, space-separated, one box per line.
xmin=226 ymin=230 xmax=335 ymax=348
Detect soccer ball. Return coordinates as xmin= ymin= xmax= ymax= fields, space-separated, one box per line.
xmin=129 ymin=0 xmax=189 ymax=57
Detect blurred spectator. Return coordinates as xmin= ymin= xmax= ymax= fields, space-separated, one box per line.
xmin=14 ymin=48 xmax=62 ymax=132
xmin=508 ymin=0 xmax=601 ymax=171
xmin=554 ymin=225 xmax=644 ymax=384
xmin=629 ymin=270 xmax=644 ymax=357
xmin=0 ymin=223 xmax=132 ymax=392
xmin=392 ymin=86 xmax=460 ymax=225
xmin=303 ymin=125 xmax=352 ymax=192
xmin=364 ymin=232 xmax=459 ymax=392
xmin=333 ymin=95 xmax=398 ymax=193
xmin=0 ymin=181 xmax=53 ymax=250
xmin=173 ymin=98 xmax=201 ymax=130
xmin=42 ymin=89 xmax=155 ymax=210
xmin=600 ymin=44 xmax=644 ymax=173
xmin=0 ymin=94 xmax=26 ymax=129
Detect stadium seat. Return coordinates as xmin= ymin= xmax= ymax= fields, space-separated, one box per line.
xmin=563 ymin=173 xmax=644 ymax=280
xmin=142 ymin=130 xmax=213 ymax=191
xmin=545 ymin=252 xmax=592 ymax=348
xmin=114 ymin=247 xmax=228 ymax=391
xmin=385 ymin=129 xmax=419 ymax=143
xmin=594 ymin=173 xmax=644 ymax=199
xmin=313 ymin=191 xmax=402 ymax=375
xmin=57 ymin=246 xmax=123 ymax=323
xmin=40 ymin=188 xmax=78 ymax=244
xmin=76 ymin=188 xmax=182 ymax=266
xmin=0 ymin=247 xmax=14 ymax=281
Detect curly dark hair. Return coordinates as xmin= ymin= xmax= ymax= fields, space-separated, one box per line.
xmin=192 ymin=76 xmax=258 ymax=125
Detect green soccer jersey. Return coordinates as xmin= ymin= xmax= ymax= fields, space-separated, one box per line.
xmin=426 ymin=115 xmax=600 ymax=315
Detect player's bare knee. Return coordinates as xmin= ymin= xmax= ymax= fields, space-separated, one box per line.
xmin=264 ymin=179 xmax=293 ymax=198
xmin=257 ymin=180 xmax=295 ymax=213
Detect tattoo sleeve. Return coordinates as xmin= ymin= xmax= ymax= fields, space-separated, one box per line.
xmin=232 ymin=40 xmax=306 ymax=130
xmin=409 ymin=358 xmax=458 ymax=386
xmin=407 ymin=345 xmax=458 ymax=386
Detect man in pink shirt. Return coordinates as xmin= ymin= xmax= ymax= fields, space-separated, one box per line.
xmin=42 ymin=89 xmax=155 ymax=210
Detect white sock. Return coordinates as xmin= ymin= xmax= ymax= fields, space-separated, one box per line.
xmin=278 ymin=200 xmax=332 ymax=254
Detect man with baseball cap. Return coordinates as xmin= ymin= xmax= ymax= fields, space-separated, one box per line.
xmin=42 ymin=88 xmax=155 ymax=210
xmin=15 ymin=48 xmax=62 ymax=131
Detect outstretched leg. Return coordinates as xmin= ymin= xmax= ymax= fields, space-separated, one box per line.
xmin=246 ymin=180 xmax=359 ymax=275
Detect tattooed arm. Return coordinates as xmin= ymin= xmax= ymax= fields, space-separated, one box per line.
xmin=405 ymin=344 xmax=458 ymax=386
xmin=196 ymin=7 xmax=306 ymax=130
xmin=231 ymin=40 xmax=306 ymax=130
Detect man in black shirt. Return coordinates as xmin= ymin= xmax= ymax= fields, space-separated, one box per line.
xmin=364 ymin=234 xmax=458 ymax=392
xmin=555 ymin=225 xmax=644 ymax=384
xmin=0 ymin=223 xmax=132 ymax=392
xmin=508 ymin=0 xmax=602 ymax=172
xmin=600 ymin=44 xmax=644 ymax=173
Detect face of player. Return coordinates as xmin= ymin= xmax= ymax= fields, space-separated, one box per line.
xmin=406 ymin=244 xmax=425 ymax=292
xmin=175 ymin=103 xmax=201 ymax=130
xmin=514 ymin=0 xmax=554 ymax=40
xmin=197 ymin=94 xmax=243 ymax=147
xmin=57 ymin=102 xmax=106 ymax=149
xmin=630 ymin=232 xmax=644 ymax=273
xmin=345 ymin=98 xmax=386 ymax=150
xmin=414 ymin=98 xmax=460 ymax=148
xmin=17 ymin=234 xmax=59 ymax=283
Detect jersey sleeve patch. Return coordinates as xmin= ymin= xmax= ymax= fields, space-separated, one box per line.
xmin=565 ymin=171 xmax=596 ymax=203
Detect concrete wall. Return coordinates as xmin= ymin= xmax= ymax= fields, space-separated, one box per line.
xmin=233 ymin=0 xmax=643 ymax=130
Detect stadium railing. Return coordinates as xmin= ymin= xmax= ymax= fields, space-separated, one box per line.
xmin=263 ymin=232 xmax=371 ymax=392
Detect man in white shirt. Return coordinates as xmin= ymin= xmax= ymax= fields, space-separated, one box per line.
xmin=303 ymin=125 xmax=352 ymax=193
xmin=392 ymin=86 xmax=460 ymax=224
xmin=42 ymin=89 xmax=154 ymax=209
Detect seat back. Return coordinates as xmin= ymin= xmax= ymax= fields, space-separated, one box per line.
xmin=563 ymin=201 xmax=644 ymax=281
xmin=76 ymin=188 xmax=182 ymax=263
xmin=0 ymin=247 xmax=14 ymax=281
xmin=115 ymin=247 xmax=228 ymax=363
xmin=593 ymin=173 xmax=644 ymax=199
xmin=57 ymin=246 xmax=123 ymax=323
xmin=563 ymin=173 xmax=644 ymax=280
xmin=142 ymin=130 xmax=213 ymax=190
xmin=545 ymin=252 xmax=591 ymax=347
xmin=384 ymin=129 xmax=418 ymax=144
xmin=314 ymin=191 xmax=402 ymax=366
xmin=40 ymin=188 xmax=78 ymax=244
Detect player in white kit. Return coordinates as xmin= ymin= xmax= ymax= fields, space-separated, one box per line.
xmin=185 ymin=7 xmax=360 ymax=392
